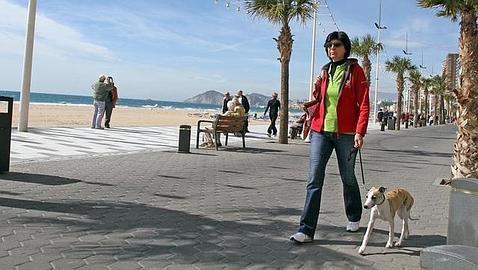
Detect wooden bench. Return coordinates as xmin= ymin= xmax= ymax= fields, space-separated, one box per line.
xmin=196 ymin=115 xmax=247 ymax=150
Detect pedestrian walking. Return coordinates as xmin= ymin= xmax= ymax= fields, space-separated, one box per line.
xmin=290 ymin=31 xmax=370 ymax=243
xmin=104 ymin=76 xmax=118 ymax=128
xmin=91 ymin=75 xmax=113 ymax=129
xmin=263 ymin=92 xmax=280 ymax=137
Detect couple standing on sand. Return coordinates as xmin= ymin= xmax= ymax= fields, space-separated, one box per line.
xmin=91 ymin=75 xmax=119 ymax=129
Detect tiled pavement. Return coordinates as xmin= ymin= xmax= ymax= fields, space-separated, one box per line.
xmin=0 ymin=124 xmax=454 ymax=269
xmin=10 ymin=125 xmax=271 ymax=163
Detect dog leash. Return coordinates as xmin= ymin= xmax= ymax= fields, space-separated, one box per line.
xmin=349 ymin=147 xmax=365 ymax=186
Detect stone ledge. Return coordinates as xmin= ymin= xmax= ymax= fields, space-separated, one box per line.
xmin=420 ymin=245 xmax=478 ymax=270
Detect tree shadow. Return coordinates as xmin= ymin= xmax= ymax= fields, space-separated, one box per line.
xmin=0 ymin=172 xmax=114 ymax=186
xmin=4 ymin=198 xmax=375 ymax=269
xmin=365 ymin=148 xmax=452 ymax=158
xmin=219 ymin=147 xmax=285 ymax=154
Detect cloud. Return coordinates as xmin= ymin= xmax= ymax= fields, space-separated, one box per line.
xmin=0 ymin=0 xmax=114 ymax=61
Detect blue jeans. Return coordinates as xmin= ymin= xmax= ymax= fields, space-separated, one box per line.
xmin=299 ymin=131 xmax=362 ymax=238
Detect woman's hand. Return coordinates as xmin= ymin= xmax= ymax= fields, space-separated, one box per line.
xmin=354 ymin=134 xmax=364 ymax=149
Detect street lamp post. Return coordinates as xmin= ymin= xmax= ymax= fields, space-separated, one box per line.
xmin=373 ymin=0 xmax=386 ymax=124
xmin=19 ymin=0 xmax=37 ymax=132
xmin=303 ymin=1 xmax=319 ymax=142
xmin=308 ymin=1 xmax=318 ymax=100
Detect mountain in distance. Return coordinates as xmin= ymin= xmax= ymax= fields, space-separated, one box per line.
xmin=184 ymin=90 xmax=223 ymax=105
xmin=184 ymin=90 xmax=270 ymax=107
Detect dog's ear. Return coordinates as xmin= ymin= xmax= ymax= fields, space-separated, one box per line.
xmin=379 ymin=186 xmax=386 ymax=193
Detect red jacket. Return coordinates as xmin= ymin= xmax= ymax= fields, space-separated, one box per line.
xmin=310 ymin=59 xmax=370 ymax=136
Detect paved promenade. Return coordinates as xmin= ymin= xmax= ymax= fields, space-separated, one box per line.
xmin=0 ymin=124 xmax=455 ymax=269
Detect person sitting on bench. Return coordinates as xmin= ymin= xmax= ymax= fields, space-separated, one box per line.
xmin=290 ymin=113 xmax=307 ymax=139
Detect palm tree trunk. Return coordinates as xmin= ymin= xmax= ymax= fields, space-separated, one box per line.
xmin=424 ymin=89 xmax=429 ymax=126
xmin=363 ymin=55 xmax=372 ymax=86
xmin=276 ymin=24 xmax=293 ymax=144
xmin=413 ymin=87 xmax=419 ymax=128
xmin=452 ymin=7 xmax=478 ymax=178
xmin=439 ymin=95 xmax=445 ymax=124
xmin=396 ymin=74 xmax=404 ymax=130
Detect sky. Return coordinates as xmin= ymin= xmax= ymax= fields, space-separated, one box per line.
xmin=0 ymin=0 xmax=459 ymax=102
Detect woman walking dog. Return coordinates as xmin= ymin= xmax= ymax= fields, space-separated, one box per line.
xmin=290 ymin=31 xmax=370 ymax=243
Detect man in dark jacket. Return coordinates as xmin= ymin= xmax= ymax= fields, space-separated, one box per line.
xmin=236 ymin=90 xmax=250 ymax=132
xmin=264 ymin=92 xmax=280 ymax=137
xmin=221 ymin=92 xmax=232 ymax=114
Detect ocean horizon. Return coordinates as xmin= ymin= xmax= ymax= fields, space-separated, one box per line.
xmin=0 ymin=90 xmax=222 ymax=111
xmin=0 ymin=90 xmax=304 ymax=115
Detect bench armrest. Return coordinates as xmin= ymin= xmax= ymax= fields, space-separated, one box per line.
xmin=197 ymin=120 xmax=214 ymax=130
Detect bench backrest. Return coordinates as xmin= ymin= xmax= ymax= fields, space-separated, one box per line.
xmin=213 ymin=115 xmax=246 ymax=133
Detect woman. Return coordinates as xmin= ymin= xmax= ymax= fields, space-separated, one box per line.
xmin=290 ymin=31 xmax=370 ymax=243
xmin=104 ymin=76 xmax=118 ymax=128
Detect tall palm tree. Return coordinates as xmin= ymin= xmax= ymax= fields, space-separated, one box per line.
xmin=408 ymin=69 xmax=422 ymax=128
xmin=351 ymin=34 xmax=383 ymax=86
xmin=245 ymin=0 xmax=317 ymax=144
xmin=418 ymin=0 xmax=478 ymax=179
xmin=421 ymin=77 xmax=432 ymax=126
xmin=385 ymin=56 xmax=415 ymax=130
xmin=430 ymin=74 xmax=446 ymax=125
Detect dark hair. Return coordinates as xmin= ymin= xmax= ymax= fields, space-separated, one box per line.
xmin=324 ymin=31 xmax=351 ymax=59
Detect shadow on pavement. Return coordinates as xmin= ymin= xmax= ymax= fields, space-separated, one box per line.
xmin=0 ymin=172 xmax=114 ymax=186
xmin=3 ymin=198 xmax=376 ymax=269
xmin=315 ymin=224 xmax=446 ymax=255
xmin=366 ymin=148 xmax=452 ymax=158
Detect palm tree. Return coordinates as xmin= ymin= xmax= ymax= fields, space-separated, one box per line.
xmin=407 ymin=69 xmax=422 ymax=128
xmin=245 ymin=0 xmax=317 ymax=144
xmin=430 ymin=74 xmax=446 ymax=125
xmin=421 ymin=77 xmax=432 ymax=126
xmin=351 ymin=34 xmax=383 ymax=86
xmin=418 ymin=0 xmax=478 ymax=178
xmin=385 ymin=56 xmax=415 ymax=130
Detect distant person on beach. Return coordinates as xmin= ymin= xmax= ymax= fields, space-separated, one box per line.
xmin=263 ymin=92 xmax=280 ymax=137
xmin=222 ymin=92 xmax=232 ymax=114
xmin=377 ymin=108 xmax=383 ymax=124
xmin=91 ymin=75 xmax=113 ymax=129
xmin=104 ymin=76 xmax=118 ymax=128
xmin=290 ymin=31 xmax=370 ymax=244
xmin=236 ymin=90 xmax=250 ymax=132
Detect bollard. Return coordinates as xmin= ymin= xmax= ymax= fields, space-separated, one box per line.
xmin=178 ymin=125 xmax=191 ymax=153
xmin=0 ymin=96 xmax=13 ymax=172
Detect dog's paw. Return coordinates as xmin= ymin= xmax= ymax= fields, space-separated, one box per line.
xmin=385 ymin=242 xmax=393 ymax=248
xmin=394 ymin=241 xmax=403 ymax=247
xmin=358 ymin=246 xmax=366 ymax=255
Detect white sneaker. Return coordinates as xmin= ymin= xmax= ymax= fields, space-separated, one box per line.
xmin=289 ymin=232 xmax=312 ymax=243
xmin=346 ymin=221 xmax=360 ymax=232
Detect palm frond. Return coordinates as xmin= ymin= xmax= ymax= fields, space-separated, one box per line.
xmin=417 ymin=0 xmax=469 ymax=21
xmin=245 ymin=0 xmax=317 ymax=25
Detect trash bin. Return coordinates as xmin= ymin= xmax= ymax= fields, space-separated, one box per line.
xmin=0 ymin=96 xmax=13 ymax=172
xmin=178 ymin=125 xmax=191 ymax=153
xmin=387 ymin=117 xmax=396 ymax=130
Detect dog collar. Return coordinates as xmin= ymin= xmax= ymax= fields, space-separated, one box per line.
xmin=375 ymin=194 xmax=386 ymax=206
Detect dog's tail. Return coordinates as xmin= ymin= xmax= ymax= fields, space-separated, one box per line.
xmin=408 ymin=210 xmax=419 ymax=221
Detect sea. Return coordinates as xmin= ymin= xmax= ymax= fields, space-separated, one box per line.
xmin=0 ymin=90 xmax=303 ymax=117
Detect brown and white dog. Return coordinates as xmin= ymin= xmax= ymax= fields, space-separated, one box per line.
xmin=358 ymin=187 xmax=415 ymax=255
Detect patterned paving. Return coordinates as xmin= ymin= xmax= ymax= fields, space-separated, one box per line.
xmin=10 ymin=125 xmax=271 ymax=163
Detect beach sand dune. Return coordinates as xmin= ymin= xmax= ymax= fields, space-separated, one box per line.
xmin=4 ymin=103 xmax=265 ymax=128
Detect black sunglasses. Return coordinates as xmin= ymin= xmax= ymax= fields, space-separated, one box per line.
xmin=326 ymin=42 xmax=343 ymax=48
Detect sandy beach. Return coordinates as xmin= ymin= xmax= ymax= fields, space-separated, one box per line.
xmin=3 ymin=103 xmax=266 ymax=128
